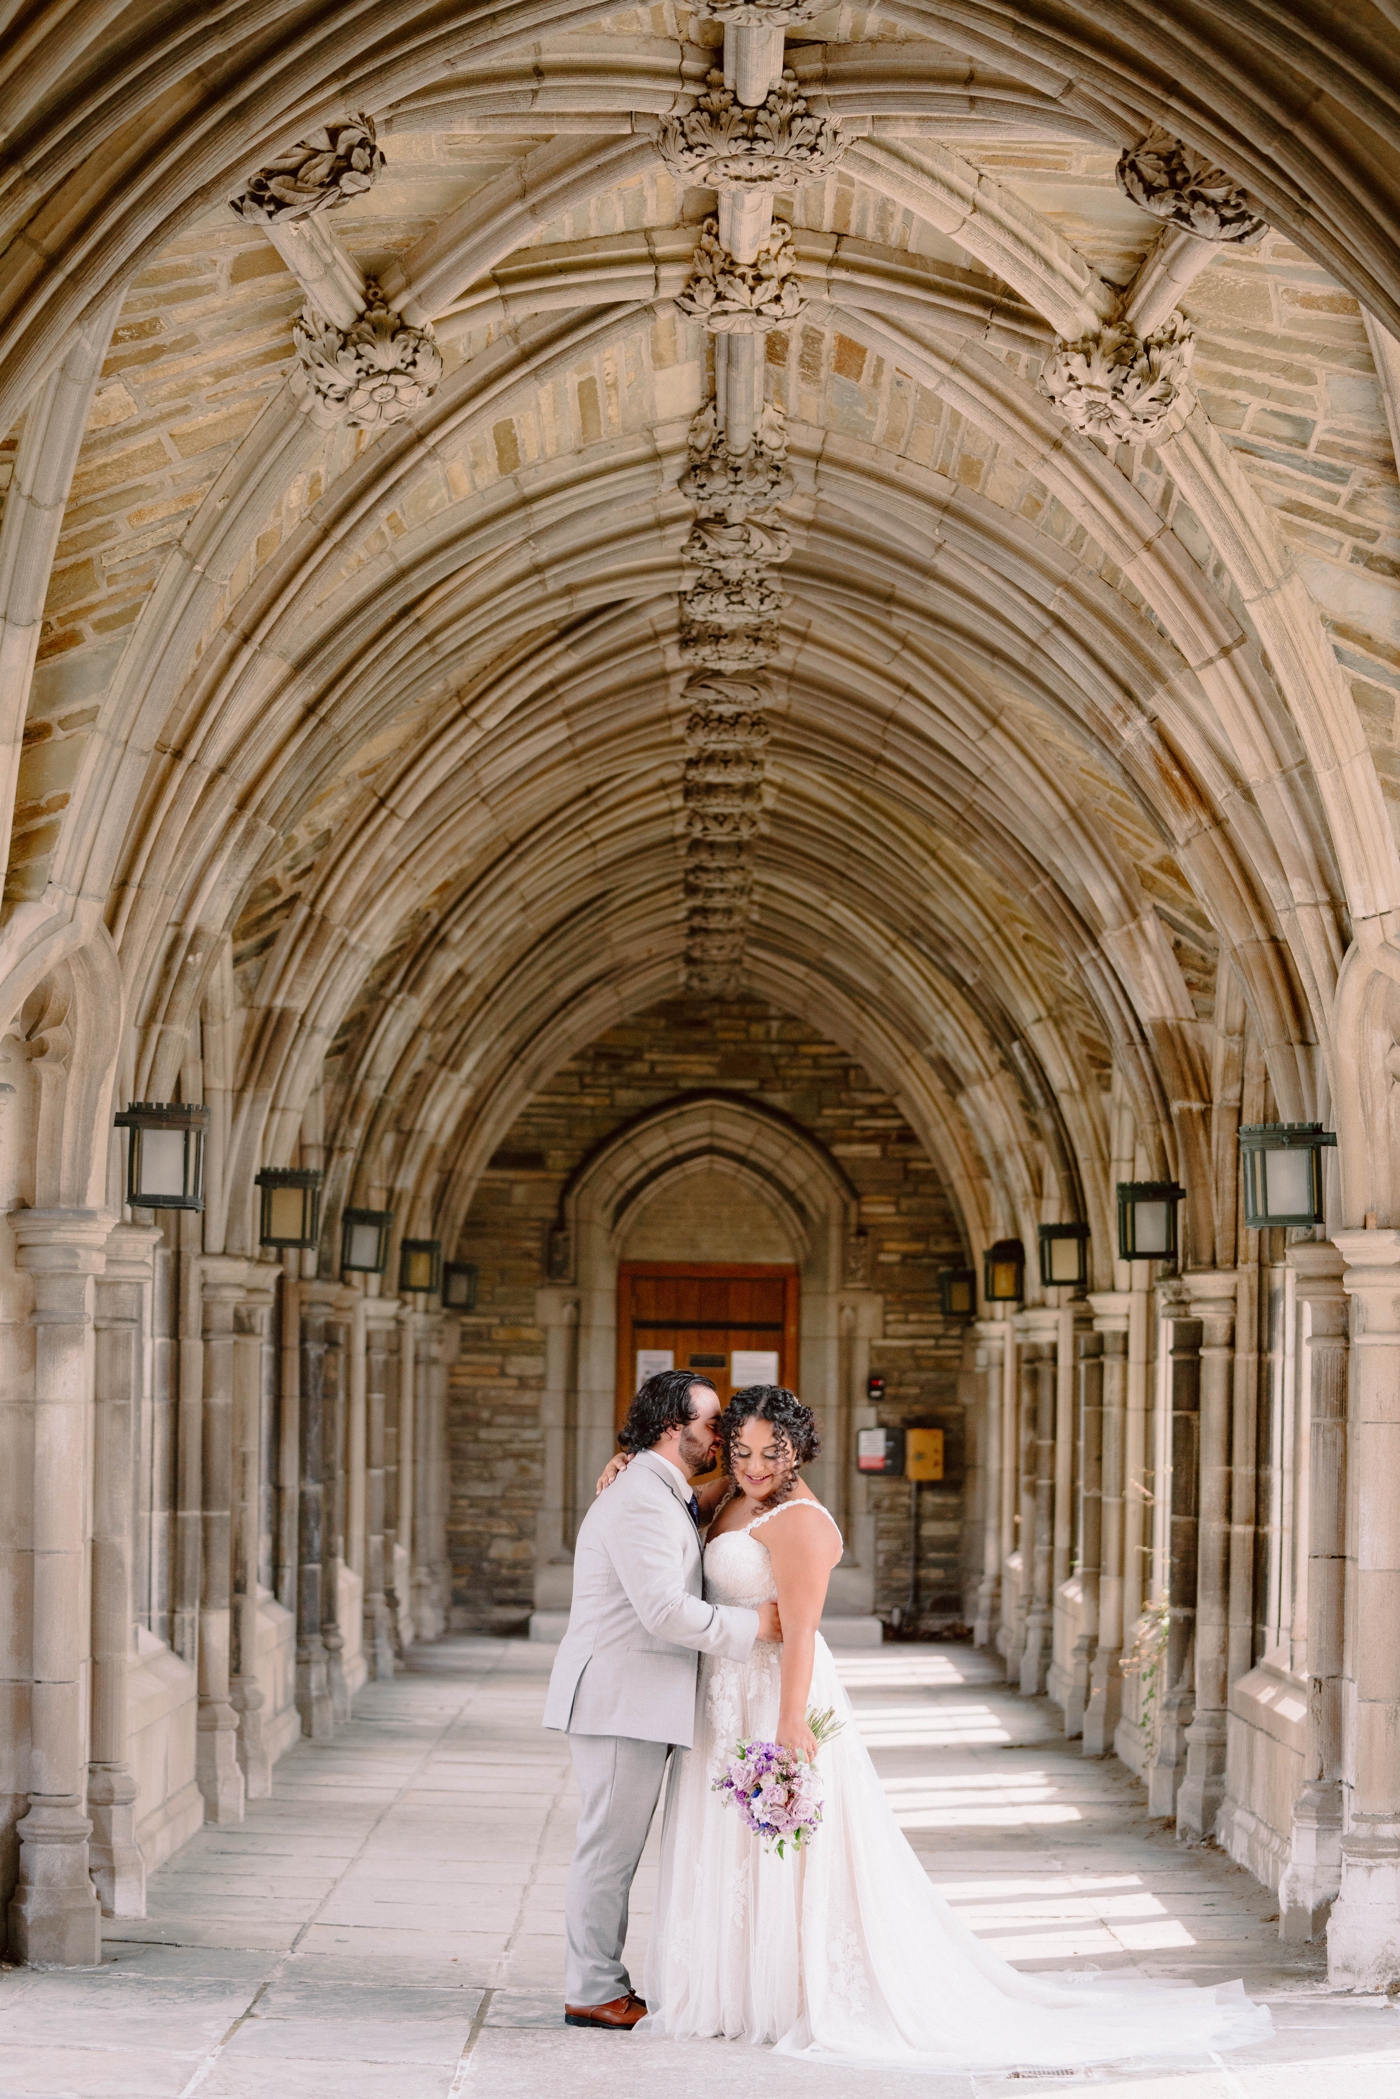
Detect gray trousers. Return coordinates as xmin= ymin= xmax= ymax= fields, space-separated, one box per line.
xmin=564 ymin=1732 xmax=671 ymax=2006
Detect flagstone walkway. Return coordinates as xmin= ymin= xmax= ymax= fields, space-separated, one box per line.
xmin=3 ymin=1638 xmax=1398 ymax=2098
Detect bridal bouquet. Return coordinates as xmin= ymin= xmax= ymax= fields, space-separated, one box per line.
xmin=713 ymin=1707 xmax=844 ymax=1859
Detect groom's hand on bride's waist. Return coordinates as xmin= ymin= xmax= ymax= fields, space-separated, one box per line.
xmin=756 ymin=1602 xmax=783 ymax=1642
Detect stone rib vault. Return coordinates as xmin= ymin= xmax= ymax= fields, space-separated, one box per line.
xmin=1 ymin=0 xmax=1400 ymax=2013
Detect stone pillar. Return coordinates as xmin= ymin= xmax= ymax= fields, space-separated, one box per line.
xmin=1019 ymin=1318 xmax=1058 ymax=1696
xmin=1177 ymin=1271 xmax=1237 ymax=1839
xmin=1279 ymin=1243 xmax=1347 ymax=1940
xmin=197 ymin=1255 xmax=247 ymax=1824
xmin=395 ymin=1304 xmax=415 ymax=1651
xmin=306 ymin=1282 xmax=351 ymax=1722
xmin=87 ymin=1223 xmax=160 ymax=1917
xmin=412 ymin=1315 xmax=446 ymax=1640
xmin=231 ymin=1272 xmax=275 ymax=1797
xmin=1148 ymin=1291 xmax=1199 ymax=1819
xmin=346 ymin=1289 xmax=367 ymax=1590
xmin=971 ymin=1321 xmax=1005 ymax=1649
xmin=7 ymin=1209 xmax=109 ymax=1966
xmin=363 ymin=1299 xmax=397 ymax=1678
xmin=1064 ymin=1320 xmax=1103 ymax=1737
xmin=1083 ymin=1294 xmax=1130 ymax=1756
xmin=296 ymin=1290 xmax=333 ymax=1740
xmin=1327 ymin=1229 xmax=1400 ymax=1988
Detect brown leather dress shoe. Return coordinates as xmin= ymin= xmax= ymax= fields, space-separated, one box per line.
xmin=564 ymin=1992 xmax=647 ymax=2030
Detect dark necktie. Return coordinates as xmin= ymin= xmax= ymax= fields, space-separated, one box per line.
xmin=688 ymin=1494 xmax=701 ymax=1527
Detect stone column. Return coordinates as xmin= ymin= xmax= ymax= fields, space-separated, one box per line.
xmin=306 ymin=1282 xmax=351 ymax=1722
xmin=1148 ymin=1289 xmax=1199 ymax=1817
xmin=196 ymin=1255 xmax=247 ymax=1823
xmin=1084 ymin=1294 xmax=1130 ymax=1756
xmin=971 ymin=1321 xmax=1005 ymax=1649
xmin=1064 ymin=1320 xmax=1103 ymax=1737
xmin=1019 ymin=1318 xmax=1058 ymax=1695
xmin=363 ymin=1299 xmax=397 ymax=1678
xmin=1326 ymin=1229 xmax=1400 ymax=1988
xmin=346 ymin=1289 xmax=367 ymax=1589
xmin=296 ymin=1290 xmax=333 ymax=1739
xmin=7 ymin=1208 xmax=109 ymax=1966
xmin=230 ymin=1272 xmax=275 ymax=1798
xmin=1177 ymin=1271 xmax=1237 ymax=1839
xmin=88 ymin=1222 xmax=160 ymax=1917
xmin=1279 ymin=1243 xmax=1347 ymax=1940
xmin=412 ymin=1315 xmax=446 ymax=1640
xmin=395 ymin=1304 xmax=415 ymax=1651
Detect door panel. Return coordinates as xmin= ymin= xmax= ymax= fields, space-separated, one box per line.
xmin=616 ymin=1260 xmax=800 ymax=1421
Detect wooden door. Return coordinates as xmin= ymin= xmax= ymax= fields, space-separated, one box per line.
xmin=616 ymin=1261 xmax=800 ymax=1424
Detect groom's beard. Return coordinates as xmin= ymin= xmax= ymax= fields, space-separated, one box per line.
xmin=676 ymin=1425 xmax=718 ymax=1477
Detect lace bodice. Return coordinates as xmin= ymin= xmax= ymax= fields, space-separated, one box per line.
xmin=704 ymin=1499 xmax=842 ymax=1609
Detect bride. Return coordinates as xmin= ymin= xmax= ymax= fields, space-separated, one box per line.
xmin=600 ymin=1382 xmax=1271 ymax=2073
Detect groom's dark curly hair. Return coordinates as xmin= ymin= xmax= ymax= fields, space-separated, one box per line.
xmin=618 ymin=1367 xmax=718 ymax=1453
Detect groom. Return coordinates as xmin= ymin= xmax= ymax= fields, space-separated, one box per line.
xmin=543 ymin=1367 xmax=780 ymax=2030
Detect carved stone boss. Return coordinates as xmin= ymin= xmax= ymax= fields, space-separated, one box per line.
xmin=1116 ymin=127 xmax=1267 ymax=245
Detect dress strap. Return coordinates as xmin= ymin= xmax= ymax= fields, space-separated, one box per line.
xmin=744 ymin=1499 xmax=843 ymax=1549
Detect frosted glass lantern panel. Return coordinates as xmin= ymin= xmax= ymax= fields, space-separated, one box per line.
xmin=1047 ymin=1236 xmax=1082 ymax=1282
xmin=1262 ymin=1147 xmax=1313 ymax=1217
xmin=140 ymin=1129 xmax=188 ymax=1199
xmin=267 ymin=1185 xmax=306 ymax=1239
xmin=347 ymin=1220 xmax=382 ymax=1268
xmin=1132 ymin=1200 xmax=1171 ymax=1254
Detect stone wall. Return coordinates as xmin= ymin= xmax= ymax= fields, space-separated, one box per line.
xmin=448 ymin=994 xmax=968 ymax=1630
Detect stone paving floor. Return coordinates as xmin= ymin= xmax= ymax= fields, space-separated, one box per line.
xmin=3 ymin=1638 xmax=1399 ymax=2098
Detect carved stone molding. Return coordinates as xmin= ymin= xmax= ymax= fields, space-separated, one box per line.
xmin=230 ymin=113 xmax=386 ymax=223
xmin=679 ymin=622 xmax=781 ymax=668
xmin=683 ymin=517 xmax=791 ymax=575
xmin=684 ymin=804 xmax=761 ymax=838
xmin=292 ymin=282 xmax=443 ymax=429
xmin=685 ymin=703 xmax=771 ymax=748
xmin=681 ymin=571 xmax=786 ymax=629
xmin=684 ymin=749 xmax=765 ymax=789
xmin=1116 ymin=127 xmax=1266 ymax=244
xmin=680 ymin=402 xmax=794 ymax=521
xmin=676 ymin=215 xmax=807 ymax=334
xmin=692 ymin=0 xmax=824 ymax=21
xmin=657 ymin=71 xmax=846 ymax=192
xmin=1038 ymin=313 xmax=1195 ymax=443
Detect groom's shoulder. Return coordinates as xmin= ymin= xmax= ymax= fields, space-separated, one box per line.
xmin=577 ymin=1450 xmax=670 ymax=1542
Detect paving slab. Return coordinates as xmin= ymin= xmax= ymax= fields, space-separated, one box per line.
xmin=3 ymin=1637 xmax=1398 ymax=2098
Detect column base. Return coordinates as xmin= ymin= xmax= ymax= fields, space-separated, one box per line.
xmin=972 ymin=1575 xmax=999 ymax=1652
xmin=323 ymin=1626 xmax=351 ymax=1725
xmin=87 ymin=1764 xmax=146 ymax=1918
xmin=196 ymin=1699 xmax=246 ymax=1824
xmin=7 ymin=1798 xmax=101 ymax=1966
xmin=230 ymin=1674 xmax=271 ymax=1799
xmin=365 ymin=1596 xmax=397 ymax=1681
xmin=1063 ymin=1632 xmax=1094 ymax=1738
xmin=1176 ymin=1708 xmax=1228 ymax=1839
xmin=1147 ymin=1685 xmax=1193 ymax=1819
xmin=1279 ymin=1780 xmax=1343 ymax=1942
xmin=1082 ymin=1645 xmax=1122 ymax=1757
xmin=296 ymin=1636 xmax=334 ymax=1741
xmin=1327 ymin=1830 xmax=1400 ymax=1989
xmin=1019 ymin=1609 xmax=1050 ymax=1696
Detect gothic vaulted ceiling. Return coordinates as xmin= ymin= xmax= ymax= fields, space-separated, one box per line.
xmin=1 ymin=0 xmax=1399 ymax=1274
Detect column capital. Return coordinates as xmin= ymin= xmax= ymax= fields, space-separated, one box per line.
xmin=1014 ymin=1307 xmax=1060 ymax=1343
xmin=1335 ymin=1227 xmax=1400 ymax=1291
xmin=1087 ymin=1289 xmax=1131 ymax=1335
xmin=365 ymin=1295 xmax=402 ymax=1329
xmin=303 ymin=1278 xmax=356 ymax=1315
xmin=101 ymin=1220 xmax=161 ymax=1282
xmin=12 ymin=1206 xmax=112 ymax=1270
xmin=1288 ymin=1239 xmax=1345 ymax=1301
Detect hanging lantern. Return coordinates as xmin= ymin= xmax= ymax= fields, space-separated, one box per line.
xmin=399 ymin=1238 xmax=441 ymax=1295
xmin=255 ymin=1168 xmax=322 ymax=1249
xmin=442 ymin=1261 xmax=479 ymax=1312
xmin=114 ymin=1102 xmax=210 ymax=1211
xmin=1038 ymin=1222 xmax=1090 ymax=1290
xmin=938 ymin=1267 xmax=977 ymax=1318
xmin=983 ymin=1239 xmax=1025 ymax=1303
xmin=341 ymin=1208 xmax=392 ymax=1275
xmin=1239 ymin=1123 xmax=1335 ymax=1229
xmin=1117 ymin=1181 xmax=1184 ymax=1262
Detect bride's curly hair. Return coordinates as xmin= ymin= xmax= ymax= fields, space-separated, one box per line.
xmin=720 ymin=1385 xmax=820 ymax=1503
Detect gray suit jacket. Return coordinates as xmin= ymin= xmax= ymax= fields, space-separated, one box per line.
xmin=542 ymin=1449 xmax=759 ymax=1746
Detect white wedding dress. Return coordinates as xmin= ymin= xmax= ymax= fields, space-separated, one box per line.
xmin=642 ymin=1501 xmax=1272 ymax=2072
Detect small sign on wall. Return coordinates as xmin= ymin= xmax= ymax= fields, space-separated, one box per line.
xmin=731 ymin=1350 xmax=780 ymax=1388
xmin=636 ymin=1349 xmax=674 ymax=1382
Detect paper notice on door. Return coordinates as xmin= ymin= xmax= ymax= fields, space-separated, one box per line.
xmin=636 ymin=1349 xmax=674 ymax=1383
xmin=730 ymin=1349 xmax=780 ymax=1389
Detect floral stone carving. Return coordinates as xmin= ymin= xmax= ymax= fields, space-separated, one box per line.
xmin=679 ymin=623 xmax=781 ymax=669
xmin=680 ymin=402 xmax=794 ymax=521
xmin=676 ymin=216 xmax=807 ymax=334
xmin=693 ymin=0 xmax=825 ymax=22
xmin=683 ymin=517 xmax=791 ymax=574
xmin=292 ymin=283 xmax=443 ymax=429
xmin=1038 ymin=314 xmax=1195 ymax=443
xmin=1116 ymin=127 xmax=1266 ymax=244
xmin=231 ymin=113 xmax=386 ymax=222
xmin=657 ymin=71 xmax=846 ymax=192
xmin=682 ymin=571 xmax=786 ymax=629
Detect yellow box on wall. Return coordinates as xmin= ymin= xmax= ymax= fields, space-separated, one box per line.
xmin=906 ymin=1428 xmax=944 ymax=1481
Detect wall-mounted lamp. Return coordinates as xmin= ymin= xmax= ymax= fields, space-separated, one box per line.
xmin=399 ymin=1238 xmax=441 ymax=1295
xmin=983 ymin=1238 xmax=1025 ymax=1303
xmin=1239 ymin=1123 xmax=1335 ymax=1230
xmin=341 ymin=1208 xmax=392 ymax=1275
xmin=441 ymin=1261 xmax=478 ymax=1311
xmin=255 ymin=1168 xmax=322 ymax=1249
xmin=1038 ymin=1222 xmax=1090 ymax=1290
xmin=114 ymin=1102 xmax=210 ymax=1211
xmin=1117 ymin=1181 xmax=1184 ymax=1263
xmin=938 ymin=1267 xmax=977 ymax=1318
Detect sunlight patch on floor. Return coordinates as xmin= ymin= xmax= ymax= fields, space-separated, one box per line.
xmin=834 ymin=1654 xmax=974 ymax=1687
xmin=882 ymin=1772 xmax=1084 ymax=1829
xmin=851 ymin=1701 xmax=1012 ymax=1746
